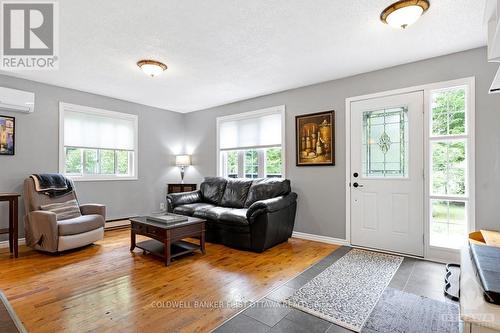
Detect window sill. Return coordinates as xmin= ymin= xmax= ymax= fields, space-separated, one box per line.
xmin=66 ymin=175 xmax=138 ymax=182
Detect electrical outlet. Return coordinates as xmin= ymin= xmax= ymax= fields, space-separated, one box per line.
xmin=160 ymin=202 xmax=166 ymax=211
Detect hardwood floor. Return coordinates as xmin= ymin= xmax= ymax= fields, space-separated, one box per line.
xmin=0 ymin=229 xmax=337 ymax=333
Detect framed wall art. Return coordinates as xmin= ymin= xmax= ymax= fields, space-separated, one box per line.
xmin=296 ymin=110 xmax=334 ymax=166
xmin=0 ymin=115 xmax=15 ymax=155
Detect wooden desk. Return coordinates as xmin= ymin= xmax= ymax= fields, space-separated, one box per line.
xmin=0 ymin=193 xmax=20 ymax=258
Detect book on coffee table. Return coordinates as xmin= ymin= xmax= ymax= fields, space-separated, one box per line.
xmin=146 ymin=213 xmax=188 ymax=224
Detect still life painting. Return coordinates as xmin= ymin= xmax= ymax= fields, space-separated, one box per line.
xmin=0 ymin=115 xmax=15 ymax=155
xmin=296 ymin=111 xmax=334 ymax=166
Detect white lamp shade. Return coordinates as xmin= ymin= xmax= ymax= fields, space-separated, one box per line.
xmin=175 ymin=155 xmax=191 ymax=166
xmin=386 ymin=5 xmax=424 ymax=29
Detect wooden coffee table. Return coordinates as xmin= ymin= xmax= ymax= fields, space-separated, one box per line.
xmin=129 ymin=215 xmax=206 ymax=266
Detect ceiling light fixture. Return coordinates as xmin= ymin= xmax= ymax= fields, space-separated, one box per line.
xmin=380 ymin=0 xmax=430 ymax=29
xmin=137 ymin=59 xmax=167 ymax=77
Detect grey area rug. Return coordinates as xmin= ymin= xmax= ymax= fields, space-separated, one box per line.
xmin=0 ymin=291 xmax=26 ymax=333
xmin=283 ymin=249 xmax=403 ymax=332
xmin=363 ymin=287 xmax=459 ymax=333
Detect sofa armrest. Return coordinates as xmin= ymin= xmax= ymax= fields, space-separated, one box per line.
xmin=80 ymin=204 xmax=106 ymax=218
xmin=246 ymin=192 xmax=298 ymax=220
xmin=167 ymin=190 xmax=202 ymax=210
xmin=25 ymin=210 xmax=59 ymax=252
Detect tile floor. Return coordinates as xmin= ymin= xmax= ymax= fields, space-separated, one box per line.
xmin=213 ymin=246 xmax=459 ymax=333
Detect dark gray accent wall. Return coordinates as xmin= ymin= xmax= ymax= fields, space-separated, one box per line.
xmin=183 ymin=47 xmax=500 ymax=239
xmin=0 ymin=74 xmax=185 ymax=239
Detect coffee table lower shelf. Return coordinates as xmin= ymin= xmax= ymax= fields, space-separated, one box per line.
xmin=136 ymin=239 xmax=201 ymax=261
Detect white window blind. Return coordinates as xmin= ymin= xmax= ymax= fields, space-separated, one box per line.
xmin=219 ymin=112 xmax=282 ymax=150
xmin=217 ymin=106 xmax=286 ymax=179
xmin=64 ymin=110 xmax=136 ymax=150
xmin=59 ymin=102 xmax=138 ymax=181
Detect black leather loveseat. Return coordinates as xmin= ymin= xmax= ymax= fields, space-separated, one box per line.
xmin=167 ymin=177 xmax=297 ymax=252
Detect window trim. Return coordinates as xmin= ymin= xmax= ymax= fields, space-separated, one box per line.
xmin=425 ymin=80 xmax=475 ymax=258
xmin=216 ymin=105 xmax=286 ymax=178
xmin=58 ymin=102 xmax=139 ymax=181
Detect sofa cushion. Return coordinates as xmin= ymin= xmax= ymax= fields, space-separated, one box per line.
xmin=220 ymin=178 xmax=253 ymax=208
xmin=219 ymin=209 xmax=249 ymax=226
xmin=173 ymin=203 xmax=215 ymax=216
xmin=200 ymin=177 xmax=227 ymax=205
xmin=168 ymin=190 xmax=202 ymax=207
xmin=58 ymin=214 xmax=105 ymax=236
xmin=193 ymin=206 xmax=233 ymax=221
xmin=40 ymin=199 xmax=82 ymax=221
xmin=244 ymin=178 xmax=291 ymax=207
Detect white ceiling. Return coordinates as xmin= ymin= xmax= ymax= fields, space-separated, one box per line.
xmin=1 ymin=0 xmax=487 ymax=113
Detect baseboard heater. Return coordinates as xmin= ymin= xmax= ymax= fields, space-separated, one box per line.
xmin=105 ymin=219 xmax=130 ymax=230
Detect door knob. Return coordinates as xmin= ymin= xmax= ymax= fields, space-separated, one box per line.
xmin=353 ymin=182 xmax=364 ymax=188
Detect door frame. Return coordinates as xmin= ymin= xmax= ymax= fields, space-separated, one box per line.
xmin=345 ymin=77 xmax=475 ymax=262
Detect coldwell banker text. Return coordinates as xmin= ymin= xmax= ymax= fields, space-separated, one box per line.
xmin=1 ymin=1 xmax=59 ymax=70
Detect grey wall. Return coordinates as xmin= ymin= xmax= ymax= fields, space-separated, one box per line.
xmin=0 ymin=75 xmax=185 ymax=239
xmin=1 ymin=47 xmax=499 ymax=242
xmin=184 ymin=47 xmax=500 ymax=239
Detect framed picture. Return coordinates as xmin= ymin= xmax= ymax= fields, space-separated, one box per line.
xmin=0 ymin=115 xmax=15 ymax=155
xmin=296 ymin=110 xmax=334 ymax=166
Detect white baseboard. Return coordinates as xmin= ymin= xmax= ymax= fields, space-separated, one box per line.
xmin=292 ymin=231 xmax=350 ymax=246
xmin=0 ymin=238 xmax=26 ymax=249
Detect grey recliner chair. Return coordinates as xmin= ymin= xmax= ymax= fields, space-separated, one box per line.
xmin=23 ymin=177 xmax=106 ymax=253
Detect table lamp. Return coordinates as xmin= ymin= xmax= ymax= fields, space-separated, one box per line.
xmin=175 ymin=155 xmax=191 ymax=183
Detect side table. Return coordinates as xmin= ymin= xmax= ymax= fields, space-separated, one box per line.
xmin=167 ymin=183 xmax=197 ymax=194
xmin=0 ymin=193 xmax=20 ymax=258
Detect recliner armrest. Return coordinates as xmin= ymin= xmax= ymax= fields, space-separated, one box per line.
xmin=25 ymin=210 xmax=59 ymax=251
xmin=80 ymin=204 xmax=106 ymax=218
xmin=167 ymin=190 xmax=202 ymax=208
xmin=246 ymin=192 xmax=298 ymax=220
xmin=30 ymin=210 xmax=57 ymax=223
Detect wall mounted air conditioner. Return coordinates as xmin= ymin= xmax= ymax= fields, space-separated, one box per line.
xmin=0 ymin=86 xmax=35 ymax=113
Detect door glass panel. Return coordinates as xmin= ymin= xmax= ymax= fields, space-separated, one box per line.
xmin=431 ymin=140 xmax=466 ymax=196
xmin=362 ymin=107 xmax=409 ymax=177
xmin=430 ymin=200 xmax=466 ymax=249
xmin=431 ymin=88 xmax=466 ymax=136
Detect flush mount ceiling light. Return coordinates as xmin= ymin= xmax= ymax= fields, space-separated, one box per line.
xmin=380 ymin=0 xmax=430 ymax=29
xmin=137 ymin=59 xmax=167 ymax=77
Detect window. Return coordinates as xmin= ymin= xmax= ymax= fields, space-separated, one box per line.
xmin=217 ymin=106 xmax=285 ymax=179
xmin=362 ymin=107 xmax=409 ymax=178
xmin=428 ymin=85 xmax=473 ymax=249
xmin=244 ymin=150 xmax=259 ymax=178
xmin=59 ymin=103 xmax=138 ymax=181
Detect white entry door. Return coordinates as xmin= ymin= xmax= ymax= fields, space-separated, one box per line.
xmin=350 ymin=91 xmax=424 ymax=256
